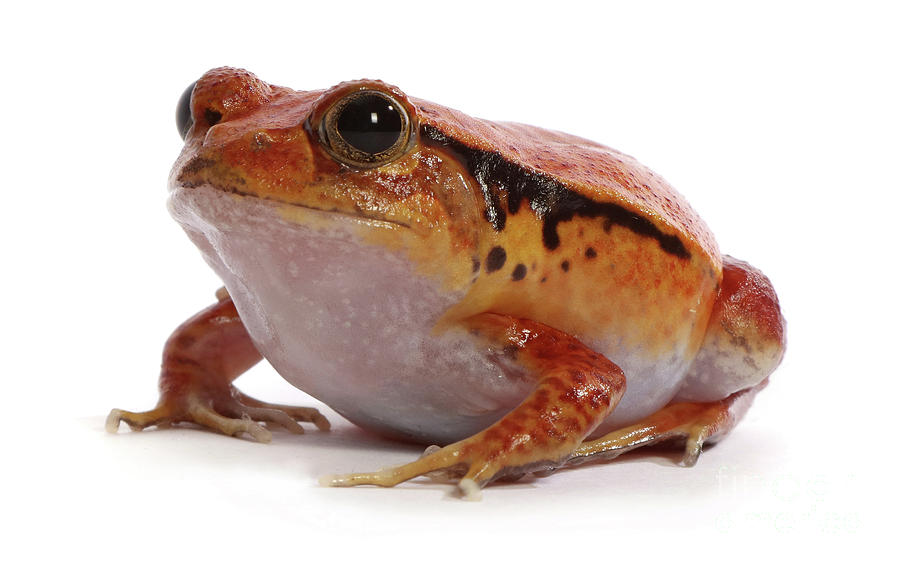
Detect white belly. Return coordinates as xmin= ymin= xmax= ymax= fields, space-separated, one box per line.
xmin=169 ymin=186 xmax=693 ymax=443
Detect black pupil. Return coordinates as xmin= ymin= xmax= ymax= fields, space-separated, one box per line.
xmin=336 ymin=93 xmax=403 ymax=154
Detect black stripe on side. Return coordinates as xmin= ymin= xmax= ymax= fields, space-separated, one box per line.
xmin=421 ymin=124 xmax=690 ymax=259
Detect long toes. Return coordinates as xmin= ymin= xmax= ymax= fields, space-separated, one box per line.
xmin=234 ymin=404 xmax=306 ymax=435
xmin=106 ymin=408 xmax=171 ymax=433
xmin=225 ymin=416 xmax=272 ymax=443
xmin=190 ymin=404 xmax=272 ymax=443
xmin=286 ymin=408 xmax=331 ymax=432
xmin=322 ymin=445 xmax=463 ymax=488
xmin=233 ymin=392 xmax=331 ymax=431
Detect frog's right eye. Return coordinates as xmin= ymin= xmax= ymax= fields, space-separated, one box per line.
xmin=176 ymin=81 xmax=196 ymax=140
xmin=319 ymin=89 xmax=412 ymax=169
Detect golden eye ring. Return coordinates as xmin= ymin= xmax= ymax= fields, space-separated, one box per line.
xmin=319 ymin=89 xmax=412 ymax=169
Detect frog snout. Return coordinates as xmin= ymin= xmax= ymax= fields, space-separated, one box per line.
xmin=175 ymin=67 xmax=272 ymax=141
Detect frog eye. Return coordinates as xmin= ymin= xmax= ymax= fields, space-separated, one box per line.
xmin=320 ymin=90 xmax=412 ymax=168
xmin=176 ymin=81 xmax=196 ymax=140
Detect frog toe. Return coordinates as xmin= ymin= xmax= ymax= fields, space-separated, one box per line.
xmin=233 ymin=392 xmax=330 ymax=432
xmin=319 ymin=445 xmax=459 ymax=490
xmin=218 ymin=393 xmax=331 ymax=435
xmin=106 ymin=407 xmax=173 ymax=433
xmin=680 ymin=426 xmax=713 ymax=467
xmin=107 ymin=394 xmax=273 ymax=442
xmin=188 ymin=399 xmax=273 ymax=443
xmin=107 ymin=388 xmax=330 ymax=443
xmin=321 ymin=438 xmax=550 ymax=499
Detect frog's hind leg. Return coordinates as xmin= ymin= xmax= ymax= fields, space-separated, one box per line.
xmin=106 ymin=290 xmax=330 ymax=442
xmin=567 ymin=256 xmax=786 ymax=469
xmin=565 ymin=380 xmax=765 ymax=469
xmin=322 ymin=313 xmax=627 ymax=499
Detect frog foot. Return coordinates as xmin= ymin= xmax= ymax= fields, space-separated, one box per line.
xmin=565 ymin=380 xmax=767 ymax=468
xmin=106 ymin=387 xmax=330 ymax=443
xmin=106 ymin=294 xmax=329 ymax=442
xmin=320 ymin=437 xmax=545 ymax=501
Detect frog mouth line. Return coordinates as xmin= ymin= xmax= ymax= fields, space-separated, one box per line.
xmin=173 ymin=176 xmax=412 ymax=230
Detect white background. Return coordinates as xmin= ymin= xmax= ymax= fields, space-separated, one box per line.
xmin=3 ymin=0 xmax=895 ymax=564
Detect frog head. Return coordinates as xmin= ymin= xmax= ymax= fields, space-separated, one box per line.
xmin=171 ymin=67 xmax=483 ymax=290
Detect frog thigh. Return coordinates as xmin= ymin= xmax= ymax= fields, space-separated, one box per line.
xmin=676 ymin=255 xmax=786 ymax=402
xmin=323 ymin=313 xmax=627 ymax=498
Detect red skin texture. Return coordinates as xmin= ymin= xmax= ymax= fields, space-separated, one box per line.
xmin=716 ymin=255 xmax=786 ymax=352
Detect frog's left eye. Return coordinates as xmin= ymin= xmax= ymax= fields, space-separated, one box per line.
xmin=320 ymin=90 xmax=412 ymax=168
xmin=176 ymin=81 xmax=196 ymax=140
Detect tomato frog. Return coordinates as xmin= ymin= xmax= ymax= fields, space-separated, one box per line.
xmin=107 ymin=67 xmax=786 ymax=499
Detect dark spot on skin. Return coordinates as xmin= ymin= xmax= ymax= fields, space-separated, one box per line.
xmin=502 ymin=344 xmax=519 ymax=359
xmin=486 ymin=246 xmax=507 ymax=273
xmin=743 ymin=355 xmax=760 ymax=371
xmin=561 ymin=260 xmax=570 ymax=272
xmin=472 ymin=258 xmax=481 ymax=273
xmin=730 ymin=334 xmax=751 ymax=353
xmin=540 ymin=277 xmax=547 ymax=283
xmin=204 ymin=108 xmax=222 ymax=127
xmin=585 ymin=247 xmax=597 ymax=259
xmin=511 ymin=263 xmax=527 ymax=281
xmin=421 ymin=125 xmax=691 ymax=259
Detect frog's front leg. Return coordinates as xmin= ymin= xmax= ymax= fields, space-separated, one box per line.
xmin=106 ymin=290 xmax=330 ymax=441
xmin=322 ymin=313 xmax=627 ymax=499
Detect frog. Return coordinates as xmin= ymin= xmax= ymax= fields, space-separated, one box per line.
xmin=107 ymin=67 xmax=786 ymax=499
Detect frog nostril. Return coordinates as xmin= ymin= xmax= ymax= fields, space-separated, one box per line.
xmin=204 ymin=108 xmax=223 ymax=127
